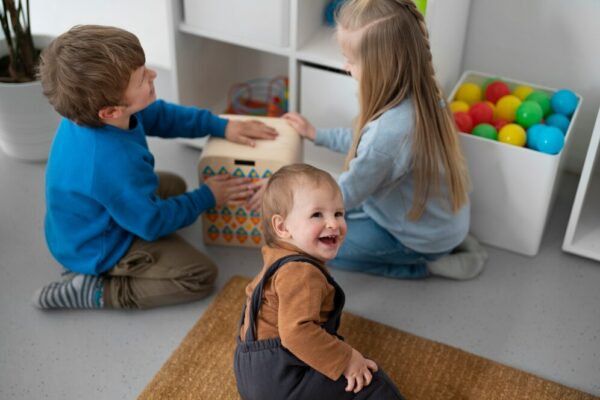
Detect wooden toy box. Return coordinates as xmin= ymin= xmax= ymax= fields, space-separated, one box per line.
xmin=197 ymin=115 xmax=302 ymax=247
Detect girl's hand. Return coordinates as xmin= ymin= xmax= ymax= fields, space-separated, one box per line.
xmin=247 ymin=179 xmax=268 ymax=211
xmin=225 ymin=120 xmax=278 ymax=147
xmin=282 ymin=112 xmax=316 ymax=141
xmin=204 ymin=175 xmax=253 ymax=207
xmin=342 ymin=348 xmax=378 ymax=393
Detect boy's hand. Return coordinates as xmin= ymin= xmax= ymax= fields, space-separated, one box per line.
xmin=225 ymin=120 xmax=278 ymax=147
xmin=343 ymin=348 xmax=378 ymax=394
xmin=247 ymin=179 xmax=268 ymax=211
xmin=205 ymin=175 xmax=253 ymax=207
xmin=282 ymin=112 xmax=316 ymax=141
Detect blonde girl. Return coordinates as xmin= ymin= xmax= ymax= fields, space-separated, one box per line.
xmin=283 ymin=0 xmax=486 ymax=280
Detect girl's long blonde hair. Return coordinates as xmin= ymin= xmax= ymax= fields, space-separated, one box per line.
xmin=337 ymin=0 xmax=469 ymax=220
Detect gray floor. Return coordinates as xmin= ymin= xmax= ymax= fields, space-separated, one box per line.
xmin=1 ymin=137 xmax=599 ymax=399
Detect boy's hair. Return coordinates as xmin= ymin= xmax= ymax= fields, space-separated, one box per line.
xmin=336 ymin=0 xmax=469 ymax=220
xmin=261 ymin=164 xmax=342 ymax=246
xmin=38 ymin=25 xmax=146 ymax=128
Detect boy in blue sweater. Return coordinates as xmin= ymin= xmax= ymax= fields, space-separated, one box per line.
xmin=33 ymin=25 xmax=277 ymax=310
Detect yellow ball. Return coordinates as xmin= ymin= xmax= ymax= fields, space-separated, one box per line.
xmin=513 ymin=85 xmax=534 ymax=101
xmin=498 ymin=123 xmax=526 ymax=147
xmin=455 ymin=83 xmax=482 ymax=106
xmin=449 ymin=100 xmax=469 ymax=113
xmin=496 ymin=95 xmax=522 ymax=122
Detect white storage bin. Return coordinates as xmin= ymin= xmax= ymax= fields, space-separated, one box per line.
xmin=450 ymin=71 xmax=582 ymax=256
xmin=299 ymin=64 xmax=358 ymax=176
xmin=183 ymin=0 xmax=290 ymax=49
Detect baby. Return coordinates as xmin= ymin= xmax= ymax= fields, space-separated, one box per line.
xmin=233 ymin=164 xmax=404 ymax=399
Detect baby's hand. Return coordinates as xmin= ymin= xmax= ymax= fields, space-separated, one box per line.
xmin=225 ymin=120 xmax=278 ymax=147
xmin=342 ymin=348 xmax=378 ymax=394
xmin=204 ymin=175 xmax=253 ymax=207
xmin=282 ymin=112 xmax=316 ymax=141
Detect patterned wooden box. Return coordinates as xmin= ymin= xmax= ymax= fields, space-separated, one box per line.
xmin=197 ymin=115 xmax=302 ymax=247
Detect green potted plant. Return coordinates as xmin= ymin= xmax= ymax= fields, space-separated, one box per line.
xmin=0 ymin=0 xmax=59 ymax=161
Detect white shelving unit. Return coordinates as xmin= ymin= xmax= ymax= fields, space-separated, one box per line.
xmin=169 ymin=0 xmax=472 ymax=168
xmin=563 ymin=107 xmax=600 ymax=262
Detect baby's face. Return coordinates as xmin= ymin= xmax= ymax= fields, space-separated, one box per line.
xmin=281 ymin=184 xmax=347 ymax=262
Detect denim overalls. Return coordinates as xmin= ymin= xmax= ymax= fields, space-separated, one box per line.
xmin=234 ymin=254 xmax=404 ymax=400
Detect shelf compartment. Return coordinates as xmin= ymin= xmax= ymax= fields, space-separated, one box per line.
xmin=563 ymin=106 xmax=600 ymax=262
xmin=181 ymin=0 xmax=291 ymax=56
xmin=299 ymin=63 xmax=358 ymax=177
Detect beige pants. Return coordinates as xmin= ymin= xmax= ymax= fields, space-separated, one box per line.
xmin=103 ymin=172 xmax=218 ymax=309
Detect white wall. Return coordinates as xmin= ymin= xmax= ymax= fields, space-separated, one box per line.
xmin=29 ymin=0 xmax=172 ymax=69
xmin=463 ymin=0 xmax=600 ymax=173
xmin=28 ymin=0 xmax=177 ymax=101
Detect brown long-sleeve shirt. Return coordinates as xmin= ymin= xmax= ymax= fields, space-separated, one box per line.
xmin=240 ymin=245 xmax=353 ymax=380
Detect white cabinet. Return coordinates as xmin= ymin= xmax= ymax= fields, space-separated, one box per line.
xmin=563 ymin=107 xmax=600 ymax=262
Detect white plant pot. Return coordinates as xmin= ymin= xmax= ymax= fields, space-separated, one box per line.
xmin=0 ymin=35 xmax=60 ymax=162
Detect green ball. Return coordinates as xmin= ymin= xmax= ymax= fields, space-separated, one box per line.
xmin=472 ymin=123 xmax=498 ymax=140
xmin=515 ymin=100 xmax=543 ymax=128
xmin=525 ymin=91 xmax=552 ymax=117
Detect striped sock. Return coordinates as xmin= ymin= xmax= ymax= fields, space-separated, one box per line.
xmin=32 ymin=274 xmax=104 ymax=309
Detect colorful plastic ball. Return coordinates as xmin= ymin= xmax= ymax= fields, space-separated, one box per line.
xmin=453 ymin=111 xmax=474 ymax=133
xmin=493 ymin=119 xmax=508 ymax=131
xmin=455 ymin=83 xmax=482 ymax=106
xmin=551 ymin=89 xmax=578 ymax=116
xmin=472 ymin=123 xmax=498 ymax=140
xmin=536 ymin=126 xmax=565 ymax=155
xmin=468 ymin=102 xmax=494 ymax=125
xmin=485 ymin=81 xmax=511 ymax=104
xmin=515 ymin=100 xmax=543 ymax=128
xmin=525 ymin=91 xmax=552 ymax=117
xmin=513 ymin=85 xmax=534 ymax=101
xmin=498 ymin=123 xmax=526 ymax=147
xmin=449 ymin=100 xmax=470 ymax=113
xmin=482 ymin=76 xmax=503 ymax=93
xmin=496 ymin=95 xmax=522 ymax=122
xmin=526 ymin=123 xmax=545 ymax=150
xmin=545 ymin=113 xmax=570 ymax=134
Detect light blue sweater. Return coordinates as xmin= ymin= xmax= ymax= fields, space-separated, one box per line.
xmin=315 ymin=99 xmax=469 ymax=253
xmin=45 ymin=100 xmax=227 ymax=275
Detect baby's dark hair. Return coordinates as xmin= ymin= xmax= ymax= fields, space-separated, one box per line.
xmin=261 ymin=163 xmax=341 ymax=246
xmin=38 ymin=25 xmax=145 ymax=127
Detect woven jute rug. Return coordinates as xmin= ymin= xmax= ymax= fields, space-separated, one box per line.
xmin=138 ymin=276 xmax=597 ymax=400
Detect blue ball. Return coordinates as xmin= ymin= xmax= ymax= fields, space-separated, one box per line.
xmin=551 ymin=89 xmax=578 ymax=116
xmin=536 ymin=126 xmax=564 ymax=155
xmin=545 ymin=113 xmax=570 ymax=134
xmin=526 ymin=124 xmax=545 ymax=150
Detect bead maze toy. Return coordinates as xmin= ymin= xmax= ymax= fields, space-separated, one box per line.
xmin=197 ymin=115 xmax=302 ymax=248
xmin=225 ymin=76 xmax=288 ymax=117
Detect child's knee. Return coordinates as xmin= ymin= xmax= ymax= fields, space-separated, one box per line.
xmin=184 ymin=258 xmax=219 ymax=286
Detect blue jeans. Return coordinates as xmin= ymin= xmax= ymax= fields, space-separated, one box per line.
xmin=329 ymin=210 xmax=447 ymax=279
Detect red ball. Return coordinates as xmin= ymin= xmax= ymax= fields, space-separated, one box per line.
xmin=468 ymin=102 xmax=494 ymax=125
xmin=454 ymin=111 xmax=474 ymax=133
xmin=493 ymin=119 xmax=508 ymax=131
xmin=485 ymin=81 xmax=511 ymax=104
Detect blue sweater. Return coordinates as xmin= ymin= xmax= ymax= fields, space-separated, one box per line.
xmin=315 ymin=99 xmax=469 ymax=253
xmin=45 ymin=100 xmax=227 ymax=275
